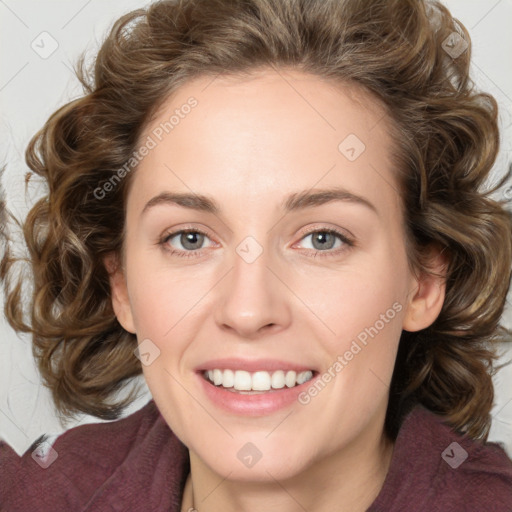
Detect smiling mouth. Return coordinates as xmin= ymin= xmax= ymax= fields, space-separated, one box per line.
xmin=202 ymin=368 xmax=317 ymax=393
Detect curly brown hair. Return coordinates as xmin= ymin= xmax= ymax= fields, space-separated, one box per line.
xmin=2 ymin=0 xmax=511 ymax=441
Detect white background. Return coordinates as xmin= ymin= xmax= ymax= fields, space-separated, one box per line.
xmin=1 ymin=0 xmax=511 ymax=457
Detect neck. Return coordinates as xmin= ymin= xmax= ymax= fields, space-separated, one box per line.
xmin=181 ymin=424 xmax=394 ymax=512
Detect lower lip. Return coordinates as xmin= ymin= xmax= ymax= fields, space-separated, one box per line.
xmin=197 ymin=372 xmax=318 ymax=416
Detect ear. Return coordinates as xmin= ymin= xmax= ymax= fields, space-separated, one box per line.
xmin=402 ymin=244 xmax=448 ymax=332
xmin=104 ymin=252 xmax=136 ymax=334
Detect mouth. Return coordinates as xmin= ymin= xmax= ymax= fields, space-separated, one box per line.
xmin=201 ymin=368 xmax=318 ymax=394
xmin=195 ymin=360 xmax=321 ymax=415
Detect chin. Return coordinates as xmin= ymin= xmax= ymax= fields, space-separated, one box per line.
xmin=190 ymin=435 xmax=317 ymax=483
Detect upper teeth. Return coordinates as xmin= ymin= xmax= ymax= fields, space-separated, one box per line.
xmin=204 ymin=369 xmax=314 ymax=391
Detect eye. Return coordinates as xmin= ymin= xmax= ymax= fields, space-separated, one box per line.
xmin=159 ymin=228 xmax=215 ymax=258
xmin=295 ymin=228 xmax=354 ymax=257
xmin=158 ymin=226 xmax=354 ymax=259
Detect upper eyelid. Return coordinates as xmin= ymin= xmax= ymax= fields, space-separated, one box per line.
xmin=298 ymin=225 xmax=353 ymax=240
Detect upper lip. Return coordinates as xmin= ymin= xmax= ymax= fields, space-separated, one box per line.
xmin=196 ymin=358 xmax=317 ymax=373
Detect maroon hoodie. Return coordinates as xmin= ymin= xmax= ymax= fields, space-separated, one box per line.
xmin=1 ymin=399 xmax=511 ymax=511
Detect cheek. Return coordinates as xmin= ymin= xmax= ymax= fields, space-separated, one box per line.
xmin=312 ymin=257 xmax=406 ymax=391
xmin=313 ymin=259 xmax=405 ymax=342
xmin=126 ymin=252 xmax=213 ymax=340
xmin=128 ymin=262 xmax=209 ymax=430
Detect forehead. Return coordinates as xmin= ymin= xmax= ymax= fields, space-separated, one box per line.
xmin=145 ymin=67 xmax=392 ymax=148
xmin=131 ymin=67 xmax=400 ymax=216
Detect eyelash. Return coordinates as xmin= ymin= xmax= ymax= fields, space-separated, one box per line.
xmin=158 ymin=227 xmax=355 ymax=259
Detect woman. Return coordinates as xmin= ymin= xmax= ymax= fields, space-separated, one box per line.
xmin=1 ymin=0 xmax=511 ymax=510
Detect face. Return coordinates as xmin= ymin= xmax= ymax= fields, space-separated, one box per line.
xmin=109 ymin=67 xmax=445 ymax=482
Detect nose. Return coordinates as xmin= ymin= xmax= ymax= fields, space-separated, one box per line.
xmin=214 ymin=244 xmax=292 ymax=339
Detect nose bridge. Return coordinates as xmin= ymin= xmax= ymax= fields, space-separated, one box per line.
xmin=214 ymin=234 xmax=291 ymax=337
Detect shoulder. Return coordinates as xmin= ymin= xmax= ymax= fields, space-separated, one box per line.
xmin=369 ymin=404 xmax=512 ymax=512
xmin=0 ymin=399 xmax=189 ymax=512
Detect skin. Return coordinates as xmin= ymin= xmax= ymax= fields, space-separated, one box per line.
xmin=107 ymin=67 xmax=446 ymax=512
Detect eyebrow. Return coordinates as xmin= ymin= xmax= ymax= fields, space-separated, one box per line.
xmin=141 ymin=187 xmax=378 ymax=216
